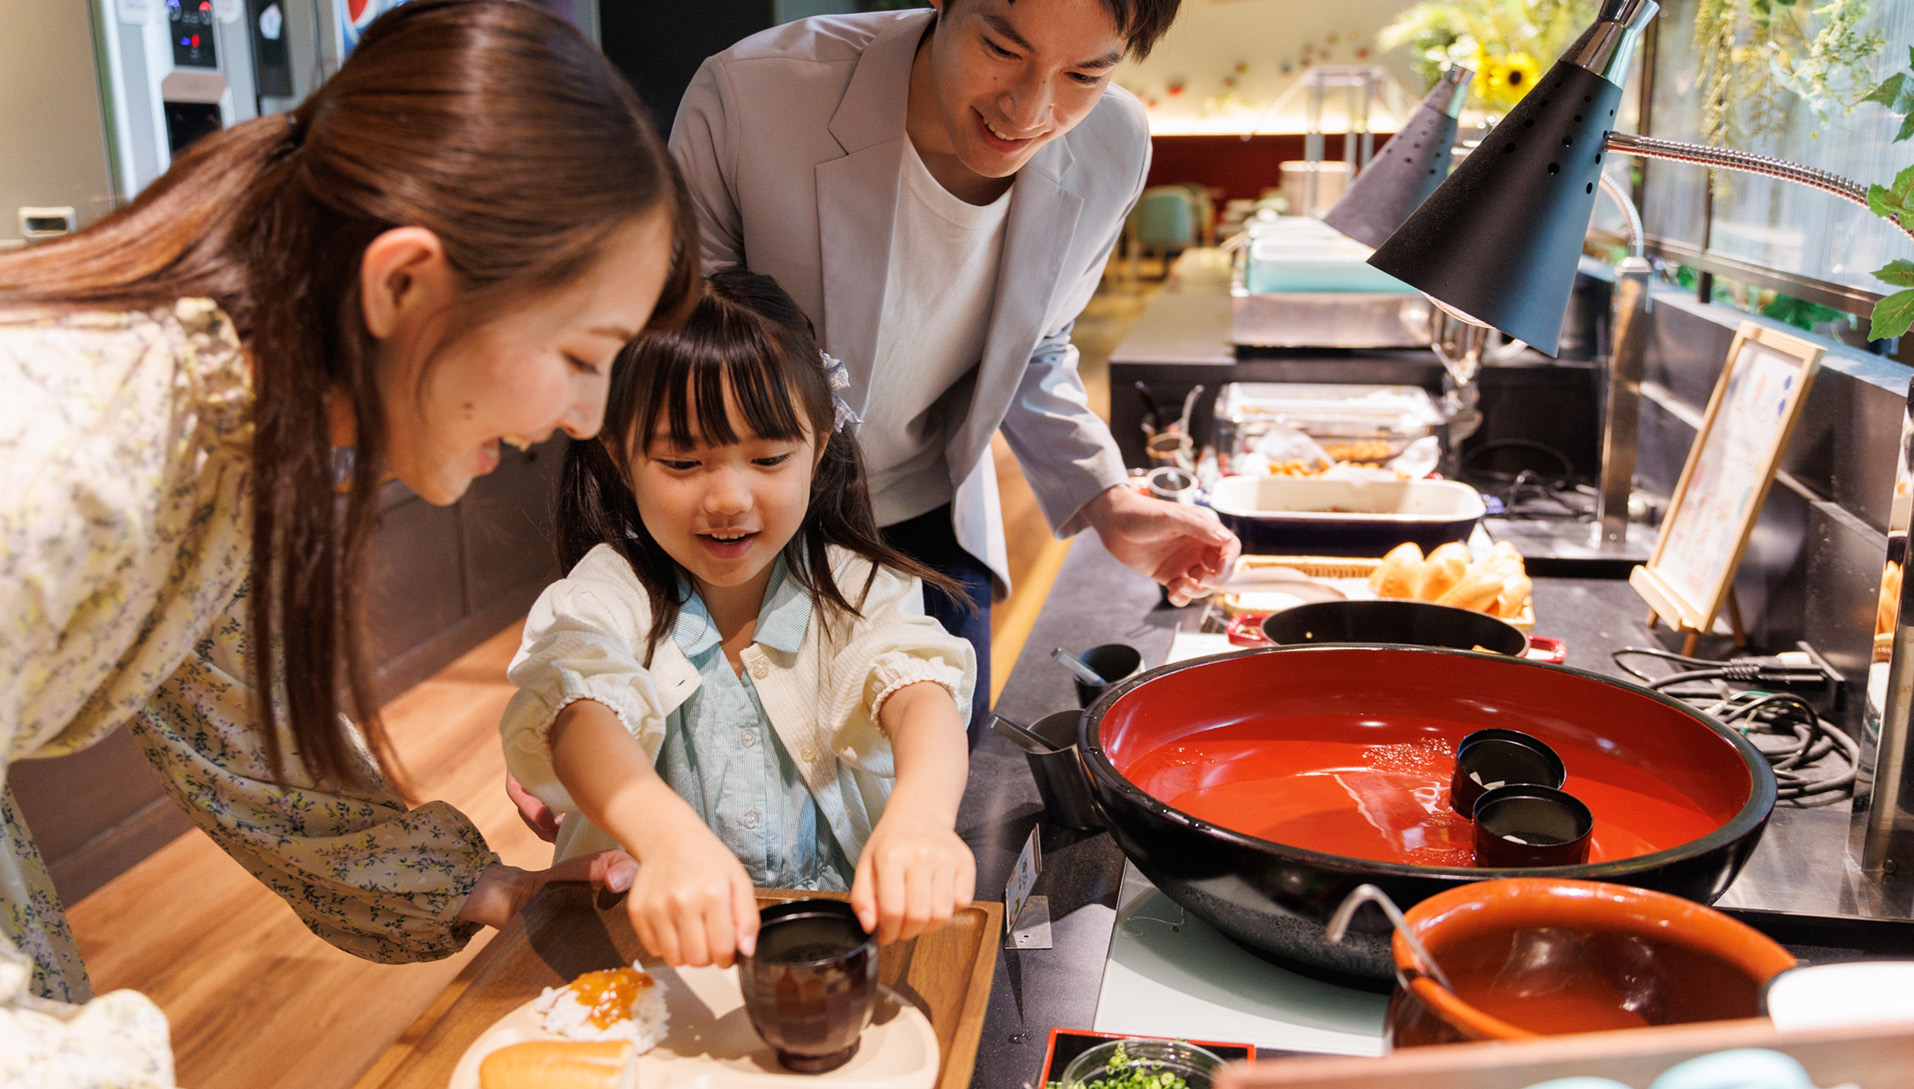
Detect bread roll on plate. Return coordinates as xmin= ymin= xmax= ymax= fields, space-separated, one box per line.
xmin=1487 ymin=540 xmax=1526 ymax=579
xmin=1371 ymin=542 xmax=1422 ymax=599
xmin=1417 ymin=542 xmax=1471 ymax=601
xmin=479 ymin=1041 xmax=636 ymax=1089
xmin=1494 ymin=572 xmax=1533 ymax=618
xmin=1436 ymin=567 xmax=1504 ymax=612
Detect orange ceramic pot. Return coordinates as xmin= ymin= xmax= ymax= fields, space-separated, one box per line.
xmin=1388 ymin=877 xmax=1796 ymax=1047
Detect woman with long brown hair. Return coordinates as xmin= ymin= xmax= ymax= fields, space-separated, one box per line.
xmin=0 ymin=1 xmax=694 ymax=1078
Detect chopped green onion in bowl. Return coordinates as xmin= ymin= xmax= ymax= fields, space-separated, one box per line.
xmin=1059 ymin=1039 xmax=1229 ymax=1089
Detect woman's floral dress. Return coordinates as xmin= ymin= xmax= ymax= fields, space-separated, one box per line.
xmin=0 ymin=300 xmax=498 ymax=1086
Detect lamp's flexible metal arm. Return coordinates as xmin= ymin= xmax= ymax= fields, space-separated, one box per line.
xmin=1603 ymin=131 xmax=1912 ymax=242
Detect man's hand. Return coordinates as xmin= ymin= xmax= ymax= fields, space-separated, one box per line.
xmin=505 ymin=772 xmax=564 ymax=843
xmin=1082 ymin=484 xmax=1241 ymax=607
xmin=457 ymin=850 xmax=638 ymax=929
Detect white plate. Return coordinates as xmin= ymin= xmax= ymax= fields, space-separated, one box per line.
xmin=1763 ymin=961 xmax=1914 ymax=1032
xmin=449 ymin=965 xmax=938 ymax=1089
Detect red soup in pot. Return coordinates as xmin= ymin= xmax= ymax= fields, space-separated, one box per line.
xmin=1103 ymin=649 xmax=1751 ymax=868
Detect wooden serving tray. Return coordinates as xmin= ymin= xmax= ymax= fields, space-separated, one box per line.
xmin=351 ymin=886 xmax=1002 ymax=1089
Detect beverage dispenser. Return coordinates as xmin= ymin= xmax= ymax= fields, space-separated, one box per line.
xmin=2 ymin=0 xmax=597 ymax=249
xmin=95 ymin=0 xmax=266 ymax=198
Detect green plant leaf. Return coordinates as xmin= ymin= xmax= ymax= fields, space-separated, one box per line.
xmin=1872 ymin=289 xmax=1914 ymax=342
xmin=1761 ymin=295 xmax=1845 ymax=331
xmin=1864 ymin=73 xmax=1906 ymax=108
xmin=1869 ymin=165 xmax=1914 ymax=220
xmin=1760 ymin=298 xmax=1808 ymax=329
xmin=1899 ymin=112 xmax=1914 ymax=144
xmin=1877 ymin=260 xmax=1914 ymax=289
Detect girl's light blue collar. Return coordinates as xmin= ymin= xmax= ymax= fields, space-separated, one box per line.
xmin=670 ymin=552 xmax=814 ymax=657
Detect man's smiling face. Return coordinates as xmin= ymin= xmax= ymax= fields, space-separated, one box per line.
xmin=910 ymin=0 xmax=1129 ymax=188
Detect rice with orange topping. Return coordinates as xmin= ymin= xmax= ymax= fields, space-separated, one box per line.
xmin=533 ymin=963 xmax=668 ymax=1051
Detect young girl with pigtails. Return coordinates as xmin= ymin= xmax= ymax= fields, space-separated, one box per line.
xmin=501 ymin=268 xmax=977 ymax=968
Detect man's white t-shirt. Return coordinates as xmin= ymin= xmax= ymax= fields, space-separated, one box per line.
xmin=862 ymin=138 xmax=1012 ymax=528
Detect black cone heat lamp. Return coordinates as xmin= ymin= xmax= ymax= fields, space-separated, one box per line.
xmin=1367 ymin=0 xmax=1646 ymax=353
xmin=1367 ymin=0 xmax=1911 ymax=356
xmin=1323 ymin=63 xmax=1471 ymax=250
xmin=1360 ymin=0 xmax=1912 ymax=561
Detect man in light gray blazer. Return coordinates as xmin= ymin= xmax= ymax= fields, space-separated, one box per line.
xmin=670 ymin=0 xmax=1237 ymax=733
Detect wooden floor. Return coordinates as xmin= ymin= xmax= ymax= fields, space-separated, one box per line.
xmin=63 ymin=269 xmax=1161 ymax=1088
xmin=68 ymin=625 xmax=544 ymax=1089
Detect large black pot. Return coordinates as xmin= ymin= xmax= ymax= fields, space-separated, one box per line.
xmin=1077 ymin=645 xmax=1776 ymax=991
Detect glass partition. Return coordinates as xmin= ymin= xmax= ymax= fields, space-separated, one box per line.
xmin=1639 ymin=0 xmax=1914 ymax=328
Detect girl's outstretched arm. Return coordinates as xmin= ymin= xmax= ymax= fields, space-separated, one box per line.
xmin=852 ymin=681 xmax=975 ymax=943
xmin=550 ymin=698 xmax=761 ymax=968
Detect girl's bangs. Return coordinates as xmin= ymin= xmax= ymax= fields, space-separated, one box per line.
xmin=646 ymin=326 xmax=810 ymax=450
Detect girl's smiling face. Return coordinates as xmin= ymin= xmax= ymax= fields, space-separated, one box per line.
xmin=631 ymin=377 xmax=823 ymax=616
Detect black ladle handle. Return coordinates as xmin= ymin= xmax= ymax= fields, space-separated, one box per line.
xmin=989 ymin=713 xmax=1062 ymax=755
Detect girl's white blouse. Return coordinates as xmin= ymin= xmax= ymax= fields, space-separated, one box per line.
xmin=500 ymin=543 xmax=977 ymax=866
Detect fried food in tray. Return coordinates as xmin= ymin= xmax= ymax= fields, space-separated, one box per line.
xmin=1261 ymin=458 xmax=1392 ymax=478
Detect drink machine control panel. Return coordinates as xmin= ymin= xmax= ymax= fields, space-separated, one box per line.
xmin=169 ymin=0 xmax=219 ymax=68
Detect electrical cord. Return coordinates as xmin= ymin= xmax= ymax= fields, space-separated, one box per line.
xmin=1609 ymin=646 xmax=1857 ymax=806
xmin=1611 ymin=646 xmax=1720 ymax=682
xmin=1713 ymin=691 xmax=1860 ymax=805
xmin=1460 ymin=440 xmax=1593 ymax=521
xmin=1462 ymin=439 xmax=1577 ymax=485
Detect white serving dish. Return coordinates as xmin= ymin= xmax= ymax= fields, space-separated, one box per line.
xmin=1207 ymin=476 xmax=1485 ymax=557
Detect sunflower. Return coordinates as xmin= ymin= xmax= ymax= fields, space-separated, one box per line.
xmin=1499 ymin=51 xmax=1541 ymax=97
xmin=1471 ymin=48 xmax=1506 ymax=105
xmin=1475 ymin=49 xmax=1543 ymax=112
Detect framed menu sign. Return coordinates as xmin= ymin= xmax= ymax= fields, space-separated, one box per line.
xmin=1630 ymin=322 xmax=1824 ymax=642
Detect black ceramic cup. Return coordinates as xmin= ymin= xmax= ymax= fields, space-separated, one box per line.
xmin=1472 ymin=784 xmax=1595 ymax=867
xmin=1449 ymin=728 xmax=1568 ymax=817
xmin=738 ymin=899 xmax=877 ymax=1073
xmin=1072 ymin=644 xmax=1146 ymax=708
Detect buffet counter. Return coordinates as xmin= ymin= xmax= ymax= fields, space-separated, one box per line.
xmin=342 ymin=534 xmax=1911 ymax=1087
xmin=958 ymin=536 xmax=1910 ymax=1089
xmin=1104 ymin=250 xmax=1603 ymax=484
